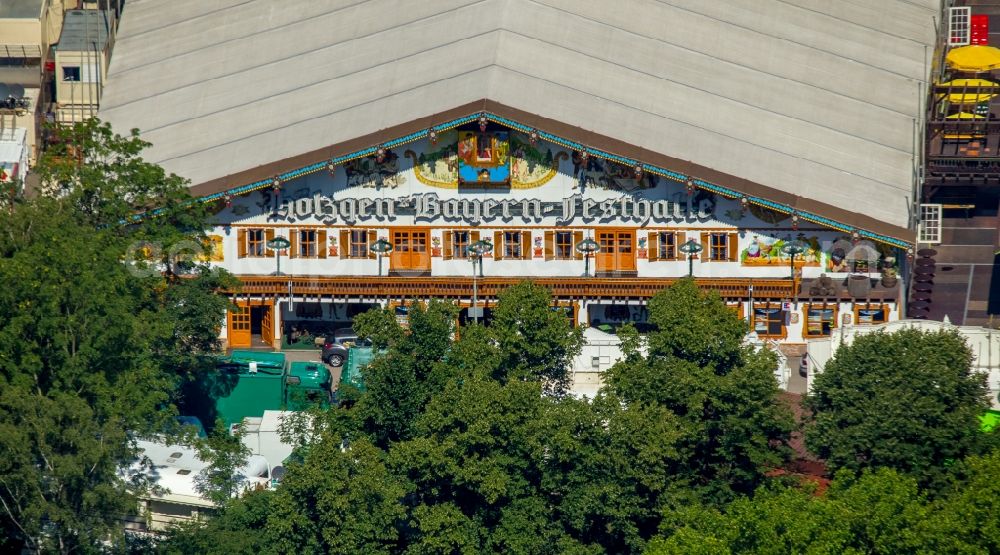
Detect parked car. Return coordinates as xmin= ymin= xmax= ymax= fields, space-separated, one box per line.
xmin=321 ymin=328 xmax=370 ymax=367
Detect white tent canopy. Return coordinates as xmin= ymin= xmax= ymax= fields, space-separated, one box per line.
xmin=99 ymin=0 xmax=940 ymax=229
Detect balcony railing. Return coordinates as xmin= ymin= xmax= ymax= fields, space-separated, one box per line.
xmin=231 ymin=275 xmax=794 ymax=300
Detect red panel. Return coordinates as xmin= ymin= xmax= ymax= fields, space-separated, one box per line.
xmin=971 ymin=14 xmax=990 ymax=45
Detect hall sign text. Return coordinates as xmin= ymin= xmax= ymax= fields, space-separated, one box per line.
xmin=269 ymin=192 xmax=714 ymax=225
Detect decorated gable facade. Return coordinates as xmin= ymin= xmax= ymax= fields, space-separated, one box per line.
xmin=199 ymin=118 xmax=904 ymax=348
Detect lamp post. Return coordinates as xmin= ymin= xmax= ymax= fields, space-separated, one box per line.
xmin=678 ymin=238 xmax=704 ymax=277
xmin=781 ymin=239 xmax=807 ymax=308
xmin=575 ymin=237 xmax=600 ymax=277
xmin=267 ymin=236 xmax=291 ymax=276
xmin=369 ymin=238 xmax=393 ymax=277
xmin=467 ymin=239 xmax=493 ymax=324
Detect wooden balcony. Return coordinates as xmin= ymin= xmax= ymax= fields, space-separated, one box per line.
xmin=232 ymin=275 xmax=794 ymax=300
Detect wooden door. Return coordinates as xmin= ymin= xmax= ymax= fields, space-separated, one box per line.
xmin=595 ymin=230 xmax=636 ymax=273
xmin=260 ymin=301 xmax=274 ymax=348
xmin=390 ymin=229 xmax=431 ymax=272
xmin=228 ymin=302 xmax=251 ymax=348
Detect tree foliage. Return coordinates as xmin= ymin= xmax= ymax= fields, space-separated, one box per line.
xmin=805 ymin=328 xmax=995 ymax=488
xmin=0 ymin=121 xmax=235 ymax=552
xmin=606 ymin=279 xmax=793 ymax=503
xmin=488 ymin=281 xmax=584 ymax=393
xmin=649 ymin=469 xmax=931 ymax=554
xmin=650 ymin=450 xmax=1000 ymax=554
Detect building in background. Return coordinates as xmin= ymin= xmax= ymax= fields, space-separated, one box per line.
xmin=53 ymin=9 xmax=111 ymax=124
xmin=919 ymin=2 xmax=1000 ymax=325
xmin=0 ymin=0 xmax=70 ymax=165
xmin=0 ymin=127 xmax=29 ymax=192
xmin=98 ymin=1 xmax=941 ymax=353
xmin=0 ymin=0 xmax=120 ymax=167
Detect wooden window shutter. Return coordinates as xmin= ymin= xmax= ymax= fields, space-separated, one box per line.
xmin=493 ymin=231 xmax=504 ymax=261
xmin=338 ymin=230 xmax=349 ymax=259
xmin=315 ymin=229 xmax=326 ymax=259
xmin=700 ymin=232 xmax=710 ymax=262
xmin=573 ymin=231 xmax=584 ymax=260
xmin=289 ymin=230 xmax=299 ymax=258
xmin=471 ymin=230 xmax=480 ymax=243
xmin=521 ymin=230 xmax=532 ymax=260
xmin=367 ymin=230 xmax=377 ymax=259
xmin=443 ymin=231 xmax=453 ymax=260
xmin=727 ymin=232 xmax=738 ymax=261
xmin=264 ymin=228 xmax=275 ymax=255
xmin=544 ymin=231 xmax=554 ymax=260
xmin=647 ymin=232 xmax=658 ymax=262
xmin=237 ymin=229 xmax=247 ymax=258
xmin=675 ymin=232 xmax=686 ymax=260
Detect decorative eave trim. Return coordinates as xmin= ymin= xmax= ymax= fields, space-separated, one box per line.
xmin=137 ymin=103 xmax=914 ymax=250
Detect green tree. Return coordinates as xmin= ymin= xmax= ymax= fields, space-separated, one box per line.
xmin=648 ymin=469 xmax=932 ymax=555
xmin=0 ymin=121 xmax=234 ymax=552
xmin=161 ymin=437 xmax=407 ymax=555
xmin=805 ymin=328 xmax=993 ymax=487
xmin=263 ymin=438 xmax=407 ymax=554
xmin=547 ymin=393 xmax=686 ymax=552
xmin=606 ymin=279 xmax=792 ymax=503
xmin=159 ymin=489 xmax=272 ymax=555
xmin=489 ymin=281 xmax=584 ymax=394
xmin=353 ymin=300 xmax=458 ymax=447
xmin=643 ymin=278 xmax=748 ymax=371
xmin=352 ymin=304 xmax=404 ymax=350
xmin=919 ymin=449 xmax=1000 ymax=552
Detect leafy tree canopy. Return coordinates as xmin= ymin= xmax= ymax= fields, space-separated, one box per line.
xmin=805 ymin=327 xmax=996 ymax=488
xmin=0 ymin=121 xmax=235 ymax=553
xmin=650 ymin=450 xmax=1000 ymax=554
xmin=606 ymin=278 xmax=793 ymax=503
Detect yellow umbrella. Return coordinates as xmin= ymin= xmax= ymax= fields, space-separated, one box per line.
xmin=943 ymin=111 xmax=987 ymax=138
xmin=945 ymin=112 xmax=986 ymax=119
xmin=946 ymin=45 xmax=1000 ymax=72
xmin=940 ymin=78 xmax=999 ymax=88
xmin=937 ymin=79 xmax=999 ymax=104
xmin=939 ymin=91 xmax=996 ymax=104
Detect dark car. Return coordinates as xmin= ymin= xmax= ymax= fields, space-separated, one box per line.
xmin=321 ymin=328 xmax=370 ymax=367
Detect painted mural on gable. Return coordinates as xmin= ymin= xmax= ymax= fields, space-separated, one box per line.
xmin=572 ymin=150 xmax=657 ymax=192
xmin=316 ymin=124 xmax=691 ymax=194
xmin=406 ymin=129 xmax=569 ymax=189
xmin=344 ymin=150 xmax=405 ymax=188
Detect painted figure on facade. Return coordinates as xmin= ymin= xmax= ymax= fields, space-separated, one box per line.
xmin=344 ymin=149 xmax=404 ymax=188
xmin=457 ymin=130 xmax=510 ymax=184
xmin=571 ymin=150 xmax=654 ymax=192
xmin=508 ymin=132 xmax=566 ymax=188
xmin=741 ymin=233 xmax=822 ymax=266
xmin=408 ymin=130 xmax=460 ymax=187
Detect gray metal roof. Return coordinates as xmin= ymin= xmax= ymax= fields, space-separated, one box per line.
xmin=98 ymin=0 xmax=942 ymax=229
xmin=0 ymin=0 xmax=43 ymax=20
xmin=55 ymin=10 xmax=110 ymax=52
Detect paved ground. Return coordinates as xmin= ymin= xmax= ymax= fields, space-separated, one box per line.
xmin=786 ymin=356 xmax=808 ymax=394
xmin=925 ymin=217 xmax=999 ymax=326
